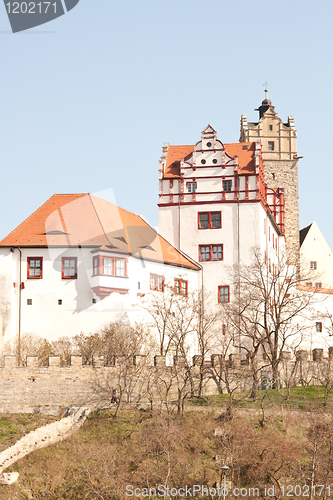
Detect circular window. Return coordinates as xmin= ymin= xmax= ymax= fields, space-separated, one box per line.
xmin=201 ymin=159 xmax=206 ymax=165
xmin=212 ymin=159 xmax=218 ymax=164
xmin=206 ymin=142 xmax=212 ymax=148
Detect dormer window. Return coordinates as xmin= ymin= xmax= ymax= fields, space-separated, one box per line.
xmin=268 ymin=141 xmax=274 ymax=151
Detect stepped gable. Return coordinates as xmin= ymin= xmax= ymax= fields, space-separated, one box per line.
xmin=0 ymin=194 xmax=199 ymax=270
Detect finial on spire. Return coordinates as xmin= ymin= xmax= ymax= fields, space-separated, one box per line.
xmin=264 ymin=82 xmax=268 ymax=99
xmin=256 ymin=83 xmax=273 ymax=118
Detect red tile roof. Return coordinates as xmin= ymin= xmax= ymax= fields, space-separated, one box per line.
xmin=163 ymin=145 xmax=193 ymax=178
xmin=224 ymin=142 xmax=257 ymax=174
xmin=0 ymin=194 xmax=200 ymax=270
xmin=163 ymin=142 xmax=257 ymax=177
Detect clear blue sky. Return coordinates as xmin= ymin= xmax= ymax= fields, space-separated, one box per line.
xmin=0 ymin=1 xmax=332 ymax=248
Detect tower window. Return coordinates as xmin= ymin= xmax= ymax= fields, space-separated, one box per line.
xmin=268 ymin=141 xmax=274 ymax=151
xmin=187 ymin=182 xmax=196 ymax=193
xmin=269 ymin=125 xmax=273 ymax=131
xmin=206 ymin=142 xmax=212 ymax=148
xmin=198 ymin=212 xmax=221 ymax=229
xmin=58 ymin=299 xmax=62 ymax=305
xmin=199 ymin=244 xmax=223 ymax=262
xmin=223 ymin=180 xmax=232 ymax=191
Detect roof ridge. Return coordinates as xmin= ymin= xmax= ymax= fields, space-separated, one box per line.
xmin=52 ymin=193 xmax=90 ymax=196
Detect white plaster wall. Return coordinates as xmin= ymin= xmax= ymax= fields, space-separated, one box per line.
xmin=0 ymin=247 xmax=200 ymax=343
xmin=158 ymin=206 xmax=179 ymax=248
xmin=300 ymin=222 xmax=333 ymax=288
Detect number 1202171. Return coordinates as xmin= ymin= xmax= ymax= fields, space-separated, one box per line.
xmin=6 ymin=2 xmax=57 ymax=14
xmin=280 ymin=485 xmax=331 ymax=496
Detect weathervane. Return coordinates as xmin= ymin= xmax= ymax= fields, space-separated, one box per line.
xmin=263 ymin=82 xmax=268 ymax=99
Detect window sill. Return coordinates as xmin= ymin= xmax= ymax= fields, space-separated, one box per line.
xmin=91 ymin=274 xmax=129 ymax=278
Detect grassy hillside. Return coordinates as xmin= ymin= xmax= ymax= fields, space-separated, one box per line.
xmin=1 ymin=396 xmax=333 ymax=500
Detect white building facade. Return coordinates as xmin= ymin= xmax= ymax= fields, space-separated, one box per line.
xmin=158 ymin=125 xmax=285 ymax=304
xmin=0 ymin=194 xmax=200 ymax=344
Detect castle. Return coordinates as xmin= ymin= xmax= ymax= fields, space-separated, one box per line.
xmin=0 ymin=93 xmax=332 ymax=415
xmin=0 ymin=92 xmax=331 ymax=350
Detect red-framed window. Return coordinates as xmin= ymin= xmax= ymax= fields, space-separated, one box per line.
xmin=174 ymin=278 xmax=188 ymax=296
xmin=62 ymin=257 xmax=77 ymax=279
xmin=218 ymin=286 xmax=229 ymax=303
xmin=315 ymin=283 xmax=322 ymax=288
xmin=199 ymin=244 xmax=223 ymax=262
xmin=316 ymin=322 xmax=322 ymax=333
xmin=150 ymin=273 xmax=164 ymax=292
xmin=27 ymin=257 xmax=43 ymax=279
xmin=92 ymin=255 xmax=128 ymax=277
xmin=223 ymin=180 xmax=232 ymax=191
xmin=187 ymin=182 xmax=196 ymax=193
xmin=198 ymin=212 xmax=221 ymax=229
xmin=306 ymin=282 xmax=312 ymax=287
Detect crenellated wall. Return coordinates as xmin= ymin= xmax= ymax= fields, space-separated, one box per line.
xmin=1 ymin=349 xmax=333 ymax=416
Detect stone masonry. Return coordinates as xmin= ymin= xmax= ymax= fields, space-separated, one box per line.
xmin=0 ymin=350 xmax=333 ymax=416
xmin=264 ymin=159 xmax=300 ymax=258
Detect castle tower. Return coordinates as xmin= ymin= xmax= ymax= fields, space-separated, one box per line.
xmin=158 ymin=126 xmax=285 ymax=303
xmin=240 ymin=90 xmax=299 ymax=257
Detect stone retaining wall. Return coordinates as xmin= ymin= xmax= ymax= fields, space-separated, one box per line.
xmin=0 ymin=349 xmax=332 ymax=416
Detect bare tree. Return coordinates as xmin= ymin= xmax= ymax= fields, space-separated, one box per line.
xmin=143 ymin=286 xmax=224 ymax=402
xmin=221 ymin=248 xmax=323 ymax=390
xmin=88 ymin=323 xmax=153 ymax=417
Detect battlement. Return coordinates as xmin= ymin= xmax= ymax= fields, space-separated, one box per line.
xmin=0 ymin=349 xmax=332 ymax=416
xmin=3 ymin=348 xmax=332 ymax=370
